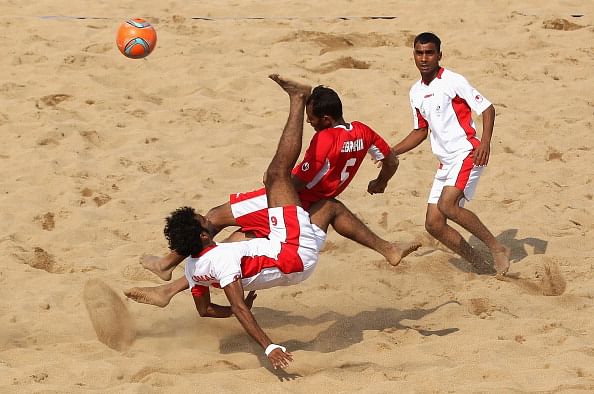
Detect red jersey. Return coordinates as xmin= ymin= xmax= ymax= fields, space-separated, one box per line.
xmin=292 ymin=121 xmax=391 ymax=206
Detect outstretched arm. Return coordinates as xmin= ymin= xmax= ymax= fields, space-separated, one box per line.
xmin=193 ymin=288 xmax=257 ymax=318
xmin=223 ymin=280 xmax=293 ymax=369
xmin=473 ymin=105 xmax=495 ymax=166
xmin=393 ymin=127 xmax=428 ymax=156
xmin=367 ymin=149 xmax=399 ymax=194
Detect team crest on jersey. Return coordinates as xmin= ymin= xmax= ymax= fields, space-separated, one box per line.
xmin=301 ymin=162 xmax=310 ymax=171
xmin=472 ymin=89 xmax=483 ymax=103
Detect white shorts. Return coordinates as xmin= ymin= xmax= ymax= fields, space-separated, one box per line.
xmin=240 ymin=205 xmax=327 ymax=291
xmin=428 ymin=153 xmax=484 ymax=207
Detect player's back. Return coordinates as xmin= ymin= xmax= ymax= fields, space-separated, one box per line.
xmin=293 ymin=121 xmax=390 ymax=205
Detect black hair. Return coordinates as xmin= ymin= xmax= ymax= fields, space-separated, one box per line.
xmin=413 ymin=32 xmax=441 ymax=52
xmin=306 ymin=85 xmax=343 ymax=119
xmin=164 ymin=206 xmax=205 ymax=256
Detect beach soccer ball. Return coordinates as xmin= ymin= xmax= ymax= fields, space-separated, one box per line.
xmin=116 ymin=18 xmax=157 ymax=59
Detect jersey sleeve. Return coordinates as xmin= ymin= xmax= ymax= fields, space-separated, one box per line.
xmin=451 ymin=74 xmax=492 ymax=115
xmin=292 ymin=133 xmax=331 ymax=184
xmin=211 ymin=249 xmax=243 ymax=288
xmin=365 ymin=125 xmax=391 ymax=161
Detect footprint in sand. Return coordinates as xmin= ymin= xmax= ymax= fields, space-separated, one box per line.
xmin=36 ymin=94 xmax=71 ymax=109
xmin=15 ymin=246 xmax=66 ymax=273
xmin=34 ymin=212 xmax=55 ymax=231
xmin=83 ymin=279 xmax=135 ymax=351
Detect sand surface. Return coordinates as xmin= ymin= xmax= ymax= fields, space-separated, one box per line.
xmin=1 ymin=1 xmax=593 ymax=392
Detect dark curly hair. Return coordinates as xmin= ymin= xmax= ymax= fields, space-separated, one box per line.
xmin=306 ymin=85 xmax=343 ymax=119
xmin=164 ymin=206 xmax=206 ymax=256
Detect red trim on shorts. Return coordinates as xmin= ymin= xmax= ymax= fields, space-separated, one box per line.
xmin=235 ymin=210 xmax=270 ymax=238
xmin=230 ymin=188 xmax=267 ymax=204
xmin=454 ymin=153 xmax=475 ymax=191
xmin=275 ymin=206 xmax=303 ymax=273
xmin=231 ymin=187 xmax=271 ymax=237
xmin=239 ymin=206 xmax=304 ymax=278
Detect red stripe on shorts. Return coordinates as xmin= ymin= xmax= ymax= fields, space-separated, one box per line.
xmin=239 ymin=206 xmax=304 ymax=278
xmin=231 ymin=187 xmax=271 ymax=238
xmin=275 ymin=206 xmax=303 ymax=273
xmin=230 ymin=188 xmax=267 ymax=204
xmin=454 ymin=153 xmax=475 ymax=191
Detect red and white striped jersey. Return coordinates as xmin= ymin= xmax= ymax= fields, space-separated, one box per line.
xmin=410 ymin=67 xmax=492 ymax=164
xmin=292 ymin=121 xmax=391 ymax=206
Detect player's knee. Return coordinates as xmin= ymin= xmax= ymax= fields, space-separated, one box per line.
xmin=263 ymin=166 xmax=289 ymax=189
xmin=205 ymin=203 xmax=233 ymax=232
xmin=437 ymin=199 xmax=457 ymax=219
xmin=331 ymin=199 xmax=347 ymax=215
xmin=425 ymin=216 xmax=442 ymax=236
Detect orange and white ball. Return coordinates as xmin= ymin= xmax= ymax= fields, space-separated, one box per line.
xmin=116 ymin=18 xmax=157 ymax=59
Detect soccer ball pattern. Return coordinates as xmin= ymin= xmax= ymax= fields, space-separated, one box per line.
xmin=116 ymin=18 xmax=157 ymax=59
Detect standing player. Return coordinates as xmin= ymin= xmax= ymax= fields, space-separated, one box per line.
xmin=126 ymin=84 xmax=420 ymax=307
xmin=158 ymin=74 xmax=397 ymax=368
xmin=392 ymin=32 xmax=510 ymax=276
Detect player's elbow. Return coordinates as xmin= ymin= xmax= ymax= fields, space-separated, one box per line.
xmin=196 ymin=307 xmax=209 ymax=317
xmin=417 ymin=127 xmax=429 ymax=139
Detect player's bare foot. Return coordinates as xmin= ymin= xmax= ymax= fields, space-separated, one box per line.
xmin=386 ymin=241 xmax=422 ymax=266
xmin=269 ymin=74 xmax=311 ymax=98
xmin=140 ymin=255 xmax=174 ymax=281
xmin=124 ymin=286 xmax=172 ymax=308
xmin=493 ymin=245 xmax=511 ymax=278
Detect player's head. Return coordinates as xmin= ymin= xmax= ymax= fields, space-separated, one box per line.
xmin=413 ymin=32 xmax=442 ymax=78
xmin=306 ymin=85 xmax=343 ymax=131
xmin=164 ymin=206 xmax=209 ymax=256
xmin=414 ymin=32 xmax=441 ymax=52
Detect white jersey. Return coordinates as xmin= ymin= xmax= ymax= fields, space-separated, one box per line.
xmin=185 ymin=206 xmax=326 ymax=296
xmin=410 ymin=67 xmax=492 ymax=165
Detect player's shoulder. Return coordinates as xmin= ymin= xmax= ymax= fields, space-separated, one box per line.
xmin=350 ymin=120 xmax=370 ymax=130
xmin=409 ymin=78 xmax=423 ymax=94
xmin=350 ymin=120 xmax=382 ymax=136
xmin=441 ymin=68 xmax=470 ymax=84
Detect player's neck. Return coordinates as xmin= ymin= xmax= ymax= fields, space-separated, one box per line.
xmin=332 ymin=118 xmax=349 ymax=128
xmin=421 ymin=66 xmax=441 ymax=85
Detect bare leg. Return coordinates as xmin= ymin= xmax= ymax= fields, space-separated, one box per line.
xmin=323 ymin=199 xmax=420 ymax=266
xmin=264 ymin=74 xmax=311 ymax=208
xmin=308 ymin=199 xmax=420 ymax=265
xmin=425 ymin=204 xmax=493 ymax=273
xmin=124 ymin=276 xmax=189 ymax=308
xmin=432 ymin=187 xmax=510 ymax=275
xmin=140 ymin=252 xmax=183 ymax=281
